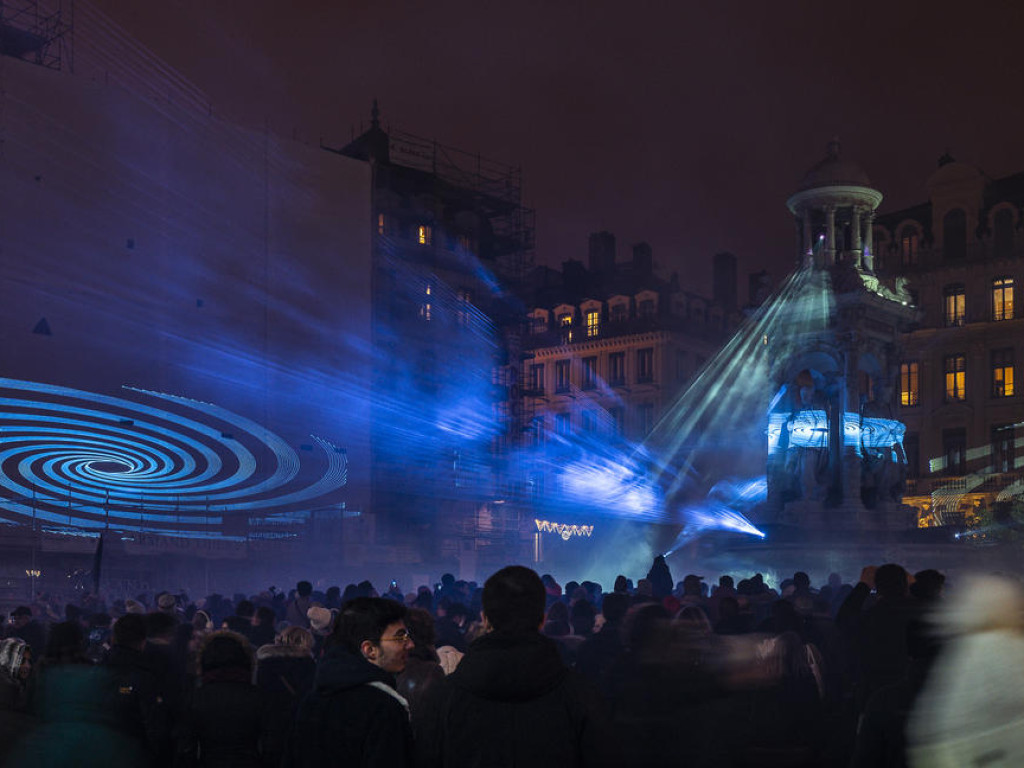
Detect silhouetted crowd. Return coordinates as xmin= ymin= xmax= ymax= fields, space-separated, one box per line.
xmin=0 ymin=558 xmax=1019 ymax=767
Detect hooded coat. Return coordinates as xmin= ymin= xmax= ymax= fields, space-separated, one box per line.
xmin=287 ymin=645 xmax=413 ymax=768
xmin=413 ymin=630 xmax=616 ymax=768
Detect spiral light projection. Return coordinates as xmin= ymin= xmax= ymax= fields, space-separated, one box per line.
xmin=0 ymin=378 xmax=347 ymax=537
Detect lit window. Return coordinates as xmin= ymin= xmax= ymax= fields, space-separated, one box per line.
xmin=377 ymin=213 xmax=386 ymax=235
xmin=586 ymin=310 xmax=600 ymax=338
xmin=555 ymin=360 xmax=571 ymax=393
xmin=608 ymin=352 xmax=625 ymax=386
xmin=944 ymin=354 xmax=966 ymax=402
xmin=581 ymin=357 xmax=597 ymax=390
xmin=419 ymin=283 xmax=432 ymax=321
xmin=943 ymin=284 xmax=966 ymax=327
xmin=992 ymin=348 xmax=1015 ymax=398
xmin=900 ymin=362 xmax=920 ymax=406
xmin=418 ymin=225 xmax=432 ymax=245
xmin=559 ymin=314 xmax=573 ymax=344
xmin=899 ymin=227 xmax=919 ymax=267
xmin=636 ymin=348 xmax=654 ymax=383
xmin=993 ymin=277 xmax=1015 ymax=321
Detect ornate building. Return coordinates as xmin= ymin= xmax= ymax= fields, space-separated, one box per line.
xmin=764 ymin=141 xmax=917 ymax=529
xmin=873 ymin=156 xmax=1024 ymax=532
xmin=519 ymin=233 xmax=738 ymax=505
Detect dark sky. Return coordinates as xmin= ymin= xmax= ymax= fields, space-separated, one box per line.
xmin=87 ymin=0 xmax=1024 ymax=297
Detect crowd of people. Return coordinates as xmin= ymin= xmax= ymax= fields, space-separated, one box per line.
xmin=0 ymin=556 xmax=1018 ymax=767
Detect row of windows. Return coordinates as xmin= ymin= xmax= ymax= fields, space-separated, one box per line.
xmin=528 ymin=349 xmax=656 ymax=394
xmin=940 ymin=278 xmax=1015 ymax=326
xmin=914 ymin=424 xmax=1020 ymax=477
xmin=535 ymin=300 xmax=661 ymax=340
xmin=888 ymin=207 xmax=1017 ymax=267
xmin=899 ymin=351 xmax=1016 ymax=405
xmin=376 ymin=214 xmax=473 ymax=251
xmin=533 ymin=402 xmax=657 ymax=440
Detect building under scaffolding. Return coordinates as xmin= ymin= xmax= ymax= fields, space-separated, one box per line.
xmin=327 ymin=105 xmax=536 ymax=575
xmin=0 ymin=0 xmax=72 ymax=70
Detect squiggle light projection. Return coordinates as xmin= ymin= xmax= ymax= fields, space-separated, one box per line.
xmin=535 ymin=519 xmax=594 ymax=540
xmin=0 ymin=378 xmax=347 ymax=536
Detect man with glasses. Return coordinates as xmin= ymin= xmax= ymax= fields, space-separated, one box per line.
xmin=289 ymin=597 xmax=415 ymax=767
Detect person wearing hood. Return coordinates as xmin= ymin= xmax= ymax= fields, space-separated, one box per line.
xmin=413 ymin=565 xmax=617 ymax=768
xmin=288 ymin=597 xmax=414 ymax=767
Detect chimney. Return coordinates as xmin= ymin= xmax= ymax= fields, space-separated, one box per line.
xmin=713 ymin=252 xmax=737 ymax=313
xmin=632 ymin=242 xmax=653 ymax=275
xmin=588 ymin=231 xmax=616 ymax=274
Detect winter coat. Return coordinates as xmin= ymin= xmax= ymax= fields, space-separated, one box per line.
xmin=287 ymin=646 xmax=414 ymax=768
xmin=103 ymin=644 xmax=170 ymax=760
xmin=176 ymin=670 xmax=272 ymax=768
xmin=255 ymin=644 xmax=316 ymax=766
xmin=413 ymin=630 xmax=617 ymax=768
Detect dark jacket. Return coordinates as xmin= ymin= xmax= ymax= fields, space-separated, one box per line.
xmin=414 ymin=630 xmax=616 ymax=768
xmin=288 ymin=646 xmax=413 ymax=768
xmin=176 ymin=670 xmax=271 ymax=768
xmin=255 ymin=644 xmax=316 ymax=766
xmin=104 ymin=644 xmax=170 ymax=760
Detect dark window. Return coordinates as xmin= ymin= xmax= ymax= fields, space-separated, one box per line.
xmin=636 ymin=348 xmax=654 ymax=383
xmin=676 ymin=350 xmax=688 ymax=382
xmin=942 ymin=428 xmax=967 ymax=476
xmin=994 ymin=208 xmax=1015 ymax=259
xmin=992 ymin=348 xmax=1015 ymax=398
xmin=610 ymin=303 xmax=627 ymax=323
xmin=608 ymin=352 xmax=625 ymax=386
xmin=555 ymin=412 xmax=571 ymax=437
xmin=637 ymin=403 xmax=655 ymax=436
xmin=581 ymin=357 xmax=598 ymax=390
xmin=531 ymin=315 xmax=547 ymax=334
xmin=943 ymin=284 xmax=966 ymax=327
xmin=944 ymin=354 xmax=966 ymax=401
xmin=943 ymin=208 xmax=967 ymax=261
xmin=992 ymin=424 xmax=1016 ymax=474
xmin=904 ymin=433 xmax=920 ymax=479
xmin=555 ymin=360 xmax=571 ymax=393
xmin=582 ymin=410 xmax=597 ymax=433
xmin=528 ymin=364 xmax=544 ymax=395
xmin=608 ymin=407 xmax=624 ymax=436
xmin=638 ymin=299 xmax=655 ymax=319
xmin=899 ymin=226 xmax=919 ymax=267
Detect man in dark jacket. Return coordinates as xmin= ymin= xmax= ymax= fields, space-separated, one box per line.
xmin=289 ymin=597 xmax=414 ymax=767
xmin=104 ymin=613 xmax=169 ymax=765
xmin=414 ymin=565 xmax=616 ymax=768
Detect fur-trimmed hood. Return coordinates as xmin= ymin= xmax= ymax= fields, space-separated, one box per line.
xmin=256 ymin=643 xmax=314 ymax=661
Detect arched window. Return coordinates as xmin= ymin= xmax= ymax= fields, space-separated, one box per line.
xmin=943 ymin=209 xmax=967 ymax=261
xmin=993 ymin=208 xmax=1015 ymax=259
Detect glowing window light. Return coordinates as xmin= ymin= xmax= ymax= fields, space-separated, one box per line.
xmin=418 ymin=225 xmax=431 ymax=245
xmin=377 ymin=213 xmax=386 ymax=235
xmin=992 ymin=348 xmax=1015 ymax=397
xmin=993 ymin=277 xmax=1014 ymax=321
xmin=586 ymin=310 xmax=600 ymax=338
xmin=900 ymin=362 xmax=919 ymax=406
xmin=944 ymin=354 xmax=966 ymax=401
xmin=535 ymin=518 xmax=594 ymax=540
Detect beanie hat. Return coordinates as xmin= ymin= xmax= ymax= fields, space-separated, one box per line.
xmin=157 ymin=593 xmax=177 ymax=610
xmin=124 ymin=599 xmax=145 ymax=614
xmin=307 ymin=606 xmax=332 ymax=632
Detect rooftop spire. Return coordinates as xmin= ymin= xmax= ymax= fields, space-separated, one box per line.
xmin=370 ymin=98 xmax=380 ymax=129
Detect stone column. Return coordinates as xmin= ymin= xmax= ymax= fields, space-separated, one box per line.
xmin=802 ymin=213 xmax=814 ymax=267
xmin=863 ymin=211 xmax=875 ymax=271
xmin=826 ymin=206 xmax=837 ymax=265
xmin=851 ymin=207 xmax=862 ymax=268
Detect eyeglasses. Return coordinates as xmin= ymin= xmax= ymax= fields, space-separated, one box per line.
xmin=378 ymin=629 xmax=413 ymax=644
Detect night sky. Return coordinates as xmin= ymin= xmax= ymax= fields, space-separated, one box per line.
xmin=87 ymin=0 xmax=1024 ymax=296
